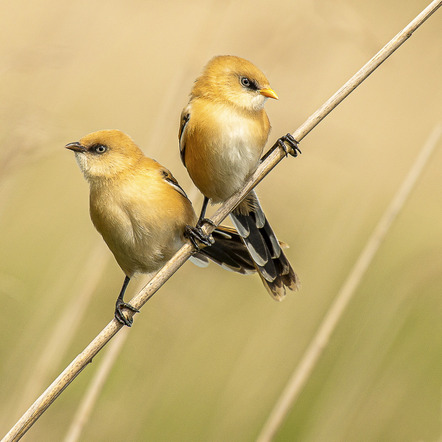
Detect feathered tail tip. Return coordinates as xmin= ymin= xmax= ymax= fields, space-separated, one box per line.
xmin=231 ymin=198 xmax=300 ymax=301
xmin=259 ymin=260 xmax=300 ymax=301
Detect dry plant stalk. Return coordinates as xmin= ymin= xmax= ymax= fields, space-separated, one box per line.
xmin=63 ymin=329 xmax=130 ymax=442
xmin=256 ymin=123 xmax=442 ymax=442
xmin=3 ymin=1 xmax=441 ymax=440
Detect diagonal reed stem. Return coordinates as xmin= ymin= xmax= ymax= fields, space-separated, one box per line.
xmin=256 ymin=123 xmax=442 ymax=442
xmin=3 ymin=1 xmax=441 ymax=440
xmin=63 ymin=329 xmax=130 ymax=442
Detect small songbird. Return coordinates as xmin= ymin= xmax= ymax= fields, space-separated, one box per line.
xmin=66 ymin=129 xmax=256 ymax=326
xmin=179 ymin=55 xmax=301 ymax=300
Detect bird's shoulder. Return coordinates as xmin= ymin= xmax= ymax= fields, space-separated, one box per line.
xmin=179 ymin=104 xmax=192 ymax=165
xmin=158 ymin=166 xmax=188 ymax=199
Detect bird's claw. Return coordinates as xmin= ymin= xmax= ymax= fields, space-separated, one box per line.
xmin=197 ymin=217 xmax=216 ymax=228
xmin=185 ymin=224 xmax=214 ymax=249
xmin=115 ymin=299 xmax=139 ymax=327
xmin=277 ymin=133 xmax=301 ymax=157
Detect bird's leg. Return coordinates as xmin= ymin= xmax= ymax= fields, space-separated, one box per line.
xmin=185 ymin=196 xmax=215 ymax=248
xmin=277 ymin=133 xmax=301 ymax=157
xmin=115 ymin=276 xmax=139 ymax=327
xmin=196 ymin=197 xmax=216 ymax=227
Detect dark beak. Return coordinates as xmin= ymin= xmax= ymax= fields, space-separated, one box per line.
xmin=65 ymin=142 xmax=86 ymax=152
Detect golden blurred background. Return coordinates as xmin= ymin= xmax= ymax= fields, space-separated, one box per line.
xmin=1 ymin=0 xmax=441 ymax=440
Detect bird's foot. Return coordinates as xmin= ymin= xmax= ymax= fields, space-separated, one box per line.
xmin=277 ymin=133 xmax=301 ymax=157
xmin=197 ymin=217 xmax=216 ymax=228
xmin=185 ymin=224 xmax=214 ymax=249
xmin=115 ymin=299 xmax=139 ymax=327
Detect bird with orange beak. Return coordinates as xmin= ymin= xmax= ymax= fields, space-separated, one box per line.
xmin=179 ymin=55 xmax=300 ymax=300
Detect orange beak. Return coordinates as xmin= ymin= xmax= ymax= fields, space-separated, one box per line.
xmin=259 ymin=87 xmax=278 ymax=100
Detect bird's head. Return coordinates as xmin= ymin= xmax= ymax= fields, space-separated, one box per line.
xmin=65 ymin=129 xmax=144 ymax=182
xmin=193 ymin=55 xmax=278 ymax=112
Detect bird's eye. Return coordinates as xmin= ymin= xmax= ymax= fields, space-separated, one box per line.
xmin=240 ymin=76 xmax=251 ymax=88
xmin=93 ymin=144 xmax=107 ymax=154
xmin=240 ymin=76 xmax=258 ymax=91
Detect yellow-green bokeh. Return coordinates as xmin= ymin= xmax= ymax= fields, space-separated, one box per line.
xmin=1 ymin=1 xmax=441 ymax=441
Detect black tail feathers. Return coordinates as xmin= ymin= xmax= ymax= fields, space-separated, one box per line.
xmin=230 ymin=193 xmax=299 ymax=300
xmin=191 ymin=226 xmax=257 ymax=275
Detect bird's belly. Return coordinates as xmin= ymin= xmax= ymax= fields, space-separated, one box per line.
xmin=112 ymin=224 xmax=184 ymax=276
xmin=210 ymin=141 xmax=259 ymax=202
xmin=185 ymin=104 xmax=268 ymax=203
xmin=196 ymin=122 xmax=263 ymax=203
xmin=92 ymin=197 xmax=185 ymax=277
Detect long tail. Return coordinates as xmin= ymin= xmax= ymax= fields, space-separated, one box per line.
xmin=191 ymin=226 xmax=257 ymax=275
xmin=230 ymin=191 xmax=299 ymax=300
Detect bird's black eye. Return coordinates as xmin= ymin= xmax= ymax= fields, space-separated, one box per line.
xmin=240 ymin=76 xmax=251 ymax=87
xmin=91 ymin=144 xmax=107 ymax=154
xmin=240 ymin=76 xmax=258 ymax=91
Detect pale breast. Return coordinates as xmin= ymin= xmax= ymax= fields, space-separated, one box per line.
xmin=182 ymin=98 xmax=271 ymax=202
xmin=206 ymin=105 xmax=268 ymax=202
